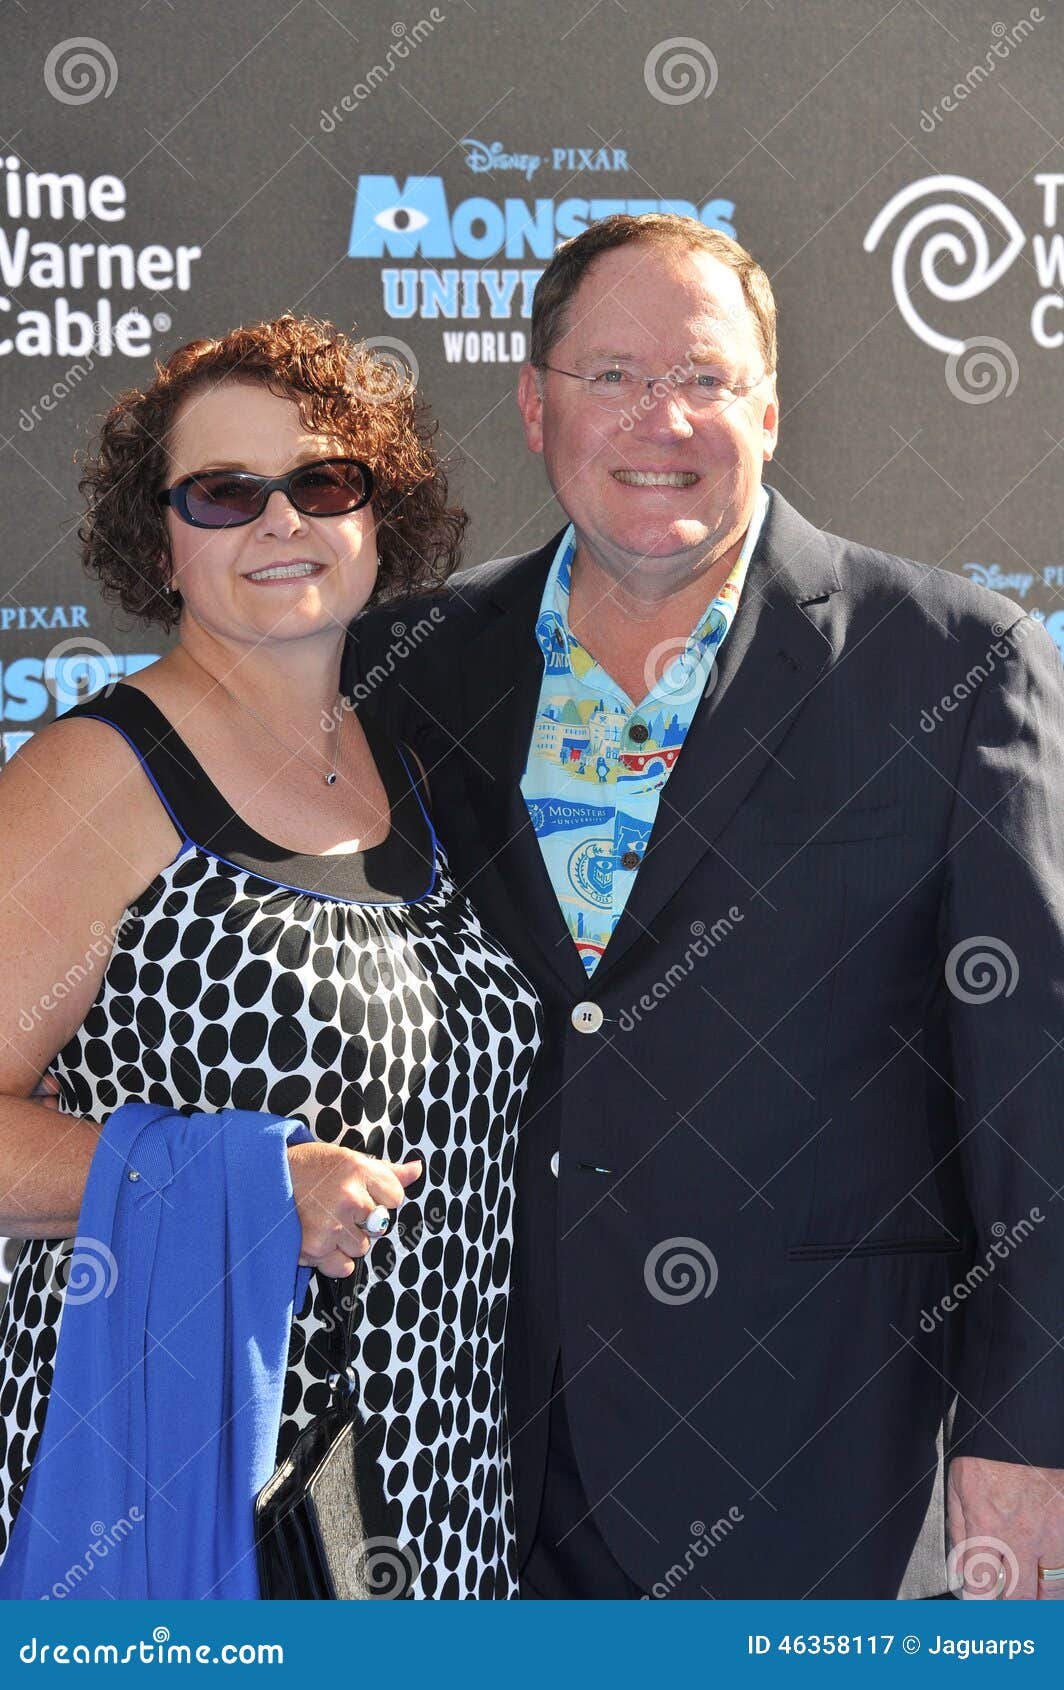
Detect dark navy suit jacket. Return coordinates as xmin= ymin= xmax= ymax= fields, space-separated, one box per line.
xmin=344 ymin=484 xmax=1064 ymax=1597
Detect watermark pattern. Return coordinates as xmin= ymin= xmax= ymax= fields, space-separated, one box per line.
xmin=618 ymin=911 xmax=744 ymax=1032
xmin=319 ymin=12 xmax=446 ymax=132
xmin=323 ymin=606 xmax=444 ymax=730
xmin=346 ymin=336 xmax=420 ymax=406
xmin=43 ymin=37 xmax=118 ymax=105
xmin=641 ymin=1510 xmax=745 ymax=1598
xmin=947 ymin=1533 xmax=1021 ymax=1598
xmin=346 ymin=1535 xmax=420 ymax=1597
xmin=18 ymin=913 xmax=135 ymax=1034
xmin=18 ymin=349 xmax=98 ymax=434
xmin=42 ymin=635 xmax=120 ymax=708
xmin=616 ymin=355 xmax=697 ymax=434
xmin=53 ymin=1237 xmax=119 ymax=1306
xmin=644 ymin=38 xmax=718 ymax=106
xmin=945 ymin=335 xmax=1019 ymax=404
xmin=919 ymin=10 xmax=1045 ymax=133
xmin=41 ymin=1508 xmax=143 ymax=1599
xmin=644 ymin=1237 xmax=719 ymax=1305
xmin=918 ymin=615 xmax=1038 ymax=733
xmin=919 ymin=1209 xmax=1043 ymax=1333
xmin=641 ymin=636 xmax=722 ymax=714
xmin=945 ymin=936 xmax=1019 ymax=1004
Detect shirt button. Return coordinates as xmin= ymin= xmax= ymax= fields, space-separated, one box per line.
xmin=629 ymin=723 xmax=649 ymax=744
xmin=550 ymin=1151 xmax=559 ymax=1178
xmin=620 ymin=850 xmax=642 ymax=870
xmin=571 ymin=1001 xmax=604 ymax=1034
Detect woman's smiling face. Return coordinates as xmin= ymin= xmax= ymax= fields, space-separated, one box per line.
xmin=162 ymin=379 xmax=380 ymax=648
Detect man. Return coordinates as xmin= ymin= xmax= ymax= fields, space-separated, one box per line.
xmin=345 ymin=214 xmax=1064 ymax=1599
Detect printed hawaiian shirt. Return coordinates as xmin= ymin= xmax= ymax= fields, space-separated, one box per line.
xmin=520 ymin=486 xmax=769 ymax=976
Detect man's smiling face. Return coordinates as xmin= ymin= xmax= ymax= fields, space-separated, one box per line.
xmin=518 ymin=241 xmax=779 ymax=591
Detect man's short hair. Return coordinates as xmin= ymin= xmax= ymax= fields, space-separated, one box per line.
xmin=529 ymin=213 xmax=778 ymax=377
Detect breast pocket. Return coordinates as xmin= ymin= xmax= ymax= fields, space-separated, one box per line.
xmin=759 ymin=801 xmax=908 ymax=847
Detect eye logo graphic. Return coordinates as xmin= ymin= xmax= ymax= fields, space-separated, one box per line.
xmin=863 ymin=175 xmax=1025 ymax=355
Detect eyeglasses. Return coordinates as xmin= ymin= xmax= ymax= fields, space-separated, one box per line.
xmin=539 ymin=363 xmax=767 ymax=411
xmin=157 ymin=457 xmax=375 ymax=528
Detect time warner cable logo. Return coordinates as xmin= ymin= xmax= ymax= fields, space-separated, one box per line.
xmin=863 ymin=173 xmax=1063 ymax=364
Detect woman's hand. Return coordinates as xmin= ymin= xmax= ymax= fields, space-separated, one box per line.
xmin=287 ymin=1139 xmax=423 ymax=1277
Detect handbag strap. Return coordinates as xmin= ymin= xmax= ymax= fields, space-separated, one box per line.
xmin=326 ymin=1251 xmax=367 ymax=1409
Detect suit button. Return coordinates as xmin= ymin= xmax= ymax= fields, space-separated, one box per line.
xmin=550 ymin=1151 xmax=559 ymax=1178
xmin=571 ymin=1001 xmax=604 ymax=1034
xmin=629 ymin=723 xmax=649 ymax=744
xmin=620 ymin=850 xmax=641 ymax=870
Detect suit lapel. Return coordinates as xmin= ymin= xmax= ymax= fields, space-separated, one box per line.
xmin=448 ymin=540 xmax=594 ymax=998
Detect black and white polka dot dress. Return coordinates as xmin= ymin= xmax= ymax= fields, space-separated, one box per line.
xmin=0 ymin=682 xmax=542 ymax=1599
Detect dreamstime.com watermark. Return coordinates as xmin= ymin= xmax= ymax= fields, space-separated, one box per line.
xmin=616 ymin=355 xmax=697 ymax=433
xmin=345 ymin=337 xmax=421 ymax=406
xmin=643 ymin=37 xmax=718 ymax=106
xmin=18 ymin=913 xmax=135 ymax=1033
xmin=947 ymin=1534 xmax=1022 ymax=1600
xmin=618 ymin=910 xmax=744 ymax=1032
xmin=39 ymin=1508 xmax=143 ymax=1600
xmin=641 ymin=1510 xmax=745 ymax=1597
xmin=19 ymin=342 xmax=99 ymax=433
xmin=346 ymin=1534 xmax=420 ymax=1597
xmin=48 ymin=1237 xmax=119 ymax=1307
xmin=322 ymin=605 xmax=445 ymax=730
xmin=918 ymin=615 xmax=1039 ymax=733
xmin=945 ymin=336 xmax=1019 ymax=405
xmin=919 ymin=9 xmax=1044 ymax=132
xmin=19 ymin=1629 xmax=283 ymax=1665
xmin=945 ymin=935 xmax=1019 ymax=1004
xmin=918 ymin=1208 xmax=1043 ymax=1333
xmin=319 ymin=11 xmax=446 ymax=131
xmin=43 ymin=37 xmax=117 ymax=105
xmin=644 ymin=1237 xmax=719 ymax=1305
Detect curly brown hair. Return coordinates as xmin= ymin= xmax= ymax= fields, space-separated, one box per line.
xmin=77 ymin=313 xmax=467 ymax=632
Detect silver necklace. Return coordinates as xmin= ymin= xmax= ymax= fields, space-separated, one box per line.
xmin=180 ymin=649 xmax=345 ymax=787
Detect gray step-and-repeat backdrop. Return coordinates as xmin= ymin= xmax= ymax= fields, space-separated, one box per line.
xmin=1 ymin=0 xmax=1060 ymax=1283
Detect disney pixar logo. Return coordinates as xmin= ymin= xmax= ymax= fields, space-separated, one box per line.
xmin=458 ymin=140 xmax=630 ymax=184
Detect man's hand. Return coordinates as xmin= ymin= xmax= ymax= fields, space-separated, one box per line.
xmin=948 ymin=1455 xmax=1064 ymax=1598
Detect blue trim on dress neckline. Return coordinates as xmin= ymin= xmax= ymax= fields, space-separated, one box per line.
xmin=73 ymin=714 xmax=440 ymax=909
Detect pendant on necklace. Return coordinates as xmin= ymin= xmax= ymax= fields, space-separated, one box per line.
xmin=325 ymin=772 xmax=337 ymax=787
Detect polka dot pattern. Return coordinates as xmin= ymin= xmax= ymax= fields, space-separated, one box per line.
xmin=0 ymin=843 xmax=542 ymax=1599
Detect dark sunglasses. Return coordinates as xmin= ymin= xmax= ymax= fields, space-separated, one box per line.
xmin=157 ymin=457 xmax=375 ymax=528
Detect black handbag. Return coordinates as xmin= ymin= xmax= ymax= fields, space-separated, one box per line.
xmin=254 ymin=1257 xmax=407 ymax=1600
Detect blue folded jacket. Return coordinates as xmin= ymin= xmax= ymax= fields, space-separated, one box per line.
xmin=0 ymin=1101 xmax=313 ymax=1600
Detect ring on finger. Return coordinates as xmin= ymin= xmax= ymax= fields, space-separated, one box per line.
xmin=358 ymin=1204 xmax=391 ymax=1237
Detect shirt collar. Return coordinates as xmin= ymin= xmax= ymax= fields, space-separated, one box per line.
xmin=535 ymin=484 xmax=770 ymax=691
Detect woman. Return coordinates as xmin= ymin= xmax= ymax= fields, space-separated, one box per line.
xmin=0 ymin=315 xmax=542 ymax=1598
